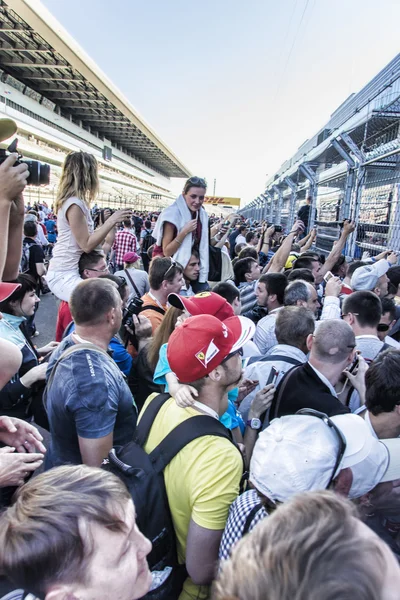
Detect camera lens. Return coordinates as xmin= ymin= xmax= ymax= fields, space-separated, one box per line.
xmin=23 ymin=159 xmax=50 ymax=186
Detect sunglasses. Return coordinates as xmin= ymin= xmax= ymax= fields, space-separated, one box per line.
xmin=163 ymin=258 xmax=183 ymax=280
xmin=377 ymin=323 xmax=390 ymax=332
xmin=222 ymin=347 xmax=244 ymax=364
xmin=296 ymin=408 xmax=347 ymax=488
xmin=187 ymin=176 xmax=207 ymax=187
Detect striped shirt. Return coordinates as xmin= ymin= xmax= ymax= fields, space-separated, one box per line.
xmin=239 ymin=281 xmax=257 ymax=314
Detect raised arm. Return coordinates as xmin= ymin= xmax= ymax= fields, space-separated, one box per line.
xmin=162 ymin=220 xmax=196 ymax=257
xmin=67 ymin=205 xmax=131 ymax=254
xmin=265 ymin=221 xmax=303 ymax=273
xmin=318 ymin=220 xmax=355 ymax=283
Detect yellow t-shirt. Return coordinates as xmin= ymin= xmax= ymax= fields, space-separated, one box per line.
xmin=139 ymin=393 xmax=243 ymax=600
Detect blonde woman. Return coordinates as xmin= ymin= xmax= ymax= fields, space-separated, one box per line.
xmin=46 ymin=152 xmax=131 ymax=302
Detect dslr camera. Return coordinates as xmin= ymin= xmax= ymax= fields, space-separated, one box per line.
xmin=0 ymin=138 xmax=50 ymax=186
xmin=122 ymin=296 xmax=144 ymax=330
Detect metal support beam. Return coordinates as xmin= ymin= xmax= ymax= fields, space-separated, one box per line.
xmin=299 ymin=163 xmax=317 ymax=230
xmin=284 ymin=176 xmax=297 ymax=230
xmin=2 ymin=61 xmax=71 ymax=69
xmin=331 ymin=138 xmax=355 ymax=168
xmin=267 ymin=190 xmax=275 ymax=222
xmin=339 ymin=132 xmax=365 ymax=163
xmin=272 ymin=185 xmax=283 ymax=225
xmin=348 ymin=166 xmax=365 ymax=257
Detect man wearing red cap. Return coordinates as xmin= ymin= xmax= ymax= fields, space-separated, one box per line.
xmin=140 ymin=314 xmax=254 ymax=600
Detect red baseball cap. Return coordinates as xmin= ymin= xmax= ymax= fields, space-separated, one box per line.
xmin=167 ymin=314 xmax=255 ymax=383
xmin=0 ymin=282 xmax=21 ymax=302
xmin=168 ymin=291 xmax=234 ymax=321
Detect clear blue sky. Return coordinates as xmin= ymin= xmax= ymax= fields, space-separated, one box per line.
xmin=41 ymin=0 xmax=400 ymax=205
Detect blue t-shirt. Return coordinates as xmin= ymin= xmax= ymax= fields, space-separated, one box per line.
xmin=154 ymin=344 xmax=245 ymax=434
xmin=45 ymin=335 xmax=137 ymax=467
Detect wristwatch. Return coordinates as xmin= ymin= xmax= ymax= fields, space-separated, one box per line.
xmin=246 ymin=417 xmax=262 ymax=430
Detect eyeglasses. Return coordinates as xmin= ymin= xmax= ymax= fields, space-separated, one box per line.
xmin=296 ymin=408 xmax=347 ymax=488
xmin=86 ymin=265 xmax=109 ymax=273
xmin=163 ymin=258 xmax=183 ymax=280
xmin=341 ymin=312 xmax=359 ymax=319
xmin=222 ymin=347 xmax=244 ymax=364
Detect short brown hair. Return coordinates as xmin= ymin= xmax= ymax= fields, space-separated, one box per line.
xmin=0 ymin=465 xmax=131 ymax=597
xmin=275 ymin=306 xmax=315 ymax=349
xmin=149 ymin=256 xmax=183 ymax=290
xmin=70 ymin=278 xmax=119 ymax=326
xmin=212 ymin=490 xmax=387 ymax=600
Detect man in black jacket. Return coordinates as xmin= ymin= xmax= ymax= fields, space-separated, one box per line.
xmin=269 ymin=319 xmax=355 ymax=419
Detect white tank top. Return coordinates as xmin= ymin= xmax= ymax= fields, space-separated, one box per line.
xmin=48 ymin=197 xmax=93 ymax=273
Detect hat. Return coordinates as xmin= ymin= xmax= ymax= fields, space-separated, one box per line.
xmin=167 ymin=314 xmax=255 ymax=383
xmin=167 ymin=291 xmax=234 ymax=321
xmin=0 ymin=118 xmax=17 ymax=143
xmin=123 ymin=251 xmax=140 ymax=264
xmin=250 ymin=413 xmax=400 ymax=502
xmin=284 ymin=252 xmax=300 ymax=270
xmin=351 ymin=259 xmax=389 ymax=291
xmin=0 ymin=282 xmax=21 ymax=302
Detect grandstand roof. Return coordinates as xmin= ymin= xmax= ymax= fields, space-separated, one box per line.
xmin=0 ymin=0 xmax=191 ymax=178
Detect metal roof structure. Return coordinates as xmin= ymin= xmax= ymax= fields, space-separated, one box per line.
xmin=0 ymin=0 xmax=191 ymax=178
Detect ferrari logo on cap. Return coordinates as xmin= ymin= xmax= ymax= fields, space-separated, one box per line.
xmin=195 ymin=292 xmax=211 ymax=298
xmin=195 ymin=341 xmax=220 ymax=367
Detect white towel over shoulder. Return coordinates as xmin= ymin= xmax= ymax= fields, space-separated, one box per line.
xmin=153 ymin=194 xmax=209 ymax=282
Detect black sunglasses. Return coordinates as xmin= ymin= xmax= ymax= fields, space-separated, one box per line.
xmin=296 ymin=408 xmax=347 ymax=488
xmin=222 ymin=347 xmax=244 ymax=364
xmin=377 ymin=323 xmax=390 ymax=332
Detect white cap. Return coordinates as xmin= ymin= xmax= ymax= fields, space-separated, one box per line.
xmin=250 ymin=413 xmax=400 ymax=501
xmin=351 ymin=259 xmax=389 ymax=291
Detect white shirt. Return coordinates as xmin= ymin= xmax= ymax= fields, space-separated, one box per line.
xmin=253 ymin=307 xmax=283 ymax=355
xmin=236 ymin=234 xmax=246 ymax=245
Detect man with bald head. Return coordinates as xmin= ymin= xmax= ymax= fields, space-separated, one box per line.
xmin=269 ymin=320 xmax=355 ymax=419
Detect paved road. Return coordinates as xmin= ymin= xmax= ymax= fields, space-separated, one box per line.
xmin=34 ymin=291 xmax=59 ymax=346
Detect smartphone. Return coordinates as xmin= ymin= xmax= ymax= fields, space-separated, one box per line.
xmin=324 ymin=271 xmax=334 ymax=283
xmin=348 ymin=356 xmax=359 ymax=374
xmin=274 ymin=225 xmax=283 ymax=233
xmin=266 ymin=367 xmax=279 ymax=386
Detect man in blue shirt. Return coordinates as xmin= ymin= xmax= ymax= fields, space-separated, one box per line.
xmin=45 ymin=278 xmax=137 ymax=468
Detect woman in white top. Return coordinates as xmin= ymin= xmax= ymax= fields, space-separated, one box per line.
xmin=46 ymin=152 xmax=131 ymax=302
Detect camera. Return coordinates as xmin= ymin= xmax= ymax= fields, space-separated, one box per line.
xmin=0 ymin=138 xmax=50 ymax=186
xmin=122 ymin=295 xmax=144 ymax=330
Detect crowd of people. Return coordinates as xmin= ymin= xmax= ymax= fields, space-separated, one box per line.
xmin=0 ymin=116 xmax=400 ymax=600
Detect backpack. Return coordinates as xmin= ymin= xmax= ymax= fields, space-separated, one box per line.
xmin=142 ymin=230 xmax=156 ymax=254
xmin=20 ymin=241 xmax=35 ymax=273
xmin=208 ymin=244 xmax=222 ymax=281
xmin=103 ymin=392 xmax=243 ymax=600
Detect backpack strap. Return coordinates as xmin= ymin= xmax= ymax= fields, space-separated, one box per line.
xmin=148 ymin=415 xmax=236 ymax=474
xmin=242 ymin=502 xmax=263 ymax=535
xmin=134 ymin=392 xmax=172 ymax=446
xmin=246 ymin=355 xmax=303 ymax=367
xmin=270 ymin=364 xmax=302 ymax=420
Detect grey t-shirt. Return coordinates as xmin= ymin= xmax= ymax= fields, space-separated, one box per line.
xmin=115 ymin=268 xmax=150 ymax=298
xmin=355 ymin=335 xmax=385 ymax=361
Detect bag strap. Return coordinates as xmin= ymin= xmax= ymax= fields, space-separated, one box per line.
xmin=44 ymin=342 xmax=112 ymax=408
xmin=141 ymin=304 xmax=166 ymax=316
xmin=148 ymin=415 xmax=236 ymax=474
xmin=246 ymin=355 xmax=303 ymax=367
xmin=134 ymin=392 xmax=172 ymax=446
xmin=270 ymin=364 xmax=302 ymax=420
xmin=124 ymin=269 xmax=141 ymax=298
xmin=242 ymin=502 xmax=263 ymax=536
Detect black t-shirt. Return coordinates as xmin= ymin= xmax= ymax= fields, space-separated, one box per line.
xmin=269 ymin=362 xmax=349 ymax=420
xmin=23 ymin=237 xmax=44 ymax=283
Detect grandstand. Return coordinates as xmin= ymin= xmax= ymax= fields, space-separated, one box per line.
xmin=241 ymin=53 xmax=400 ymax=259
xmin=0 ymin=0 xmax=190 ymax=212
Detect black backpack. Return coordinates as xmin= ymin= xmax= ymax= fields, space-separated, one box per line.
xmin=103 ymin=392 xmax=242 ymax=600
xmin=142 ymin=230 xmax=156 ymax=254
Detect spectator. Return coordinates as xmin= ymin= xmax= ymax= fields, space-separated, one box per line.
xmin=286 ymin=267 xmax=315 ymax=284
xmin=24 ymin=212 xmax=49 ymax=249
xmin=140 ymin=257 xmax=184 ymax=334
xmin=219 ymin=411 xmax=400 ymax=562
xmin=0 ymin=465 xmax=152 ymax=600
xmin=140 ymin=314 xmax=253 ymax=600
xmin=240 ymin=306 xmax=315 ymax=421
xmin=214 ymin=490 xmax=400 ymax=600
xmin=387 ymin=265 xmax=400 ymax=304
xmin=297 ymin=195 xmax=313 ymax=230
xmin=269 ymin=319 xmax=355 ymax=418
xmin=46 ymin=152 xmax=131 ymax=302
xmin=378 ymin=297 xmax=400 ymax=348
xmin=284 ymin=279 xmax=320 ymax=315
xmin=292 ymin=254 xmax=321 ymax=281
xmin=350 ymin=253 xmax=398 ymax=296
xmin=55 ymin=250 xmax=109 ymax=342
xmin=139 ymin=219 xmax=155 ymax=273
xmin=22 ymin=221 xmax=46 ymax=287
xmin=181 ymin=251 xmax=200 ymax=297
xmin=342 ymin=290 xmax=387 ymax=361
xmin=112 ymin=218 xmax=137 ymax=271
xmin=114 ymin=251 xmax=149 ymax=299
xmin=152 ymin=177 xmax=209 ymax=291
xmin=229 ymin=224 xmax=247 ymax=258
xmin=340 ymin=260 xmax=367 ymax=295
xmin=213 ymin=281 xmax=242 ymax=315
xmin=245 ymin=231 xmax=258 ymax=247
xmin=234 ymin=257 xmax=261 ymax=314
xmin=0 ymin=274 xmax=58 ymax=427
xmin=253 ymin=273 xmax=287 ymax=354
xmin=45 ymin=278 xmax=137 ymax=468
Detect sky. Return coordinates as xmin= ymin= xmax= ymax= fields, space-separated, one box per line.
xmin=41 ymin=0 xmax=400 ymax=206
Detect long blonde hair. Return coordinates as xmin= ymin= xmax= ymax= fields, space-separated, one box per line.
xmin=55 ymin=152 xmax=99 ymax=213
